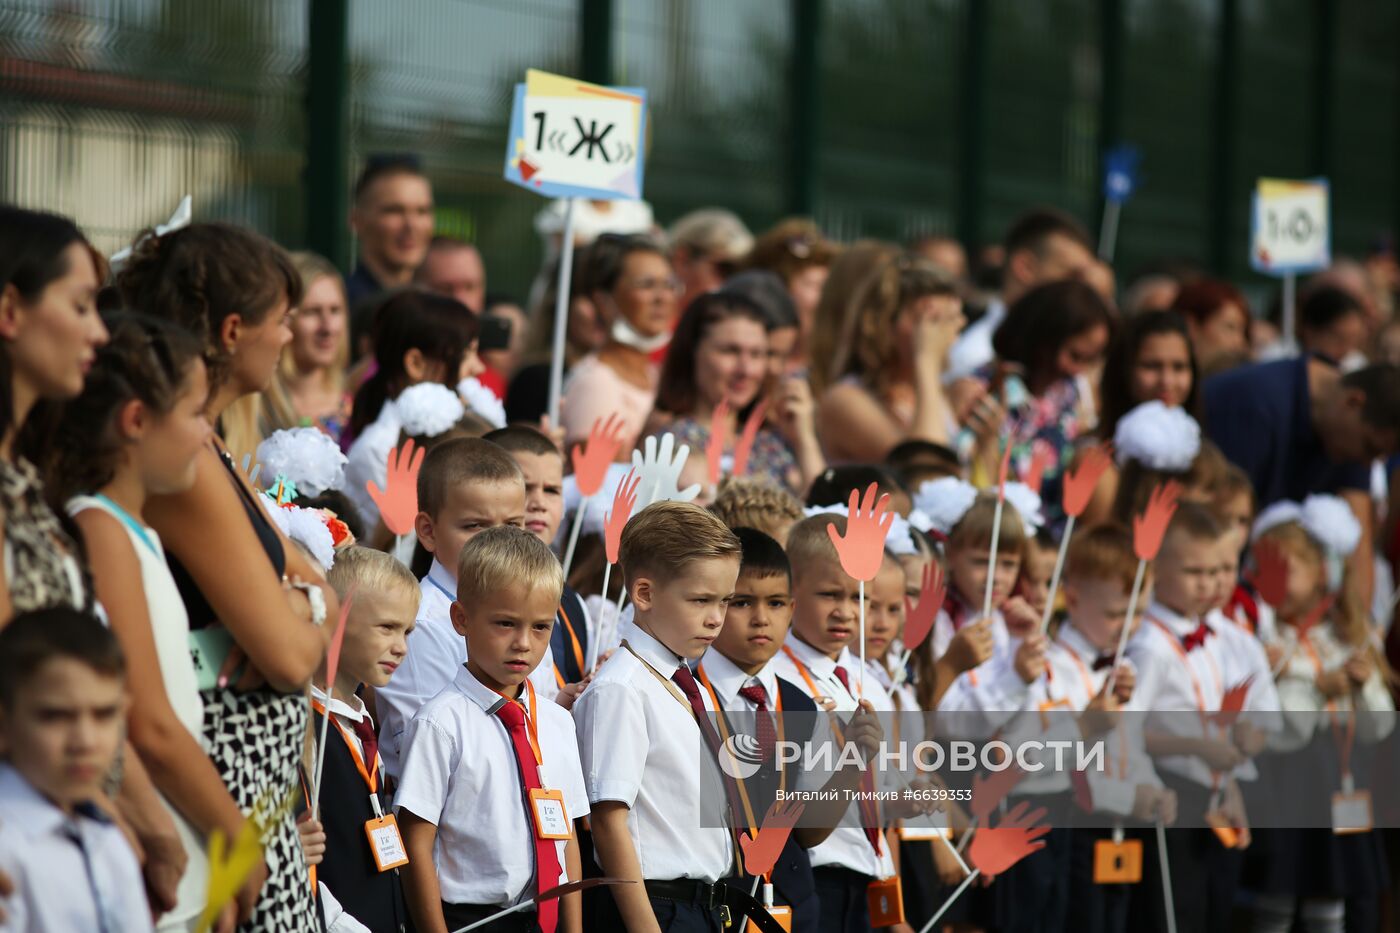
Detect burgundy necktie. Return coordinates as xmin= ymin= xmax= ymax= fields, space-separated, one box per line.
xmin=351 ymin=716 xmax=379 ymax=776
xmin=1182 ymin=621 xmax=1213 ymax=652
xmin=672 ymin=665 xmax=726 ymax=756
xmin=1092 ymin=653 xmax=1116 ymax=672
xmin=495 ymin=700 xmax=561 ymax=933
xmin=832 ymin=664 xmax=853 ymax=696
xmin=738 ymin=683 xmax=777 ymax=762
xmin=827 ymin=666 xmax=882 ymax=854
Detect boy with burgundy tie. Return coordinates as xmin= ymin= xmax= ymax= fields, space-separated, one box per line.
xmin=396 ymin=527 xmax=589 ymax=933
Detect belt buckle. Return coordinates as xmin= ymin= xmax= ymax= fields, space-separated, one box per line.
xmin=718 ymin=904 xmax=732 ymax=926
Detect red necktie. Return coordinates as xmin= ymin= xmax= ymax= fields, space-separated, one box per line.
xmin=672 ymin=664 xmax=726 ymax=756
xmin=1182 ymin=621 xmax=1213 ymax=652
xmin=737 ymin=683 xmax=777 ymax=761
xmin=1092 ymin=654 xmax=1116 ymax=672
xmin=351 ymin=717 xmax=379 ymax=777
xmin=495 ymin=700 xmax=561 ymax=933
xmin=828 ymin=666 xmax=882 ymax=854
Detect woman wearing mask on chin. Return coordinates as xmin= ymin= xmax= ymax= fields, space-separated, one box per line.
xmin=560 ymin=233 xmax=679 ymax=457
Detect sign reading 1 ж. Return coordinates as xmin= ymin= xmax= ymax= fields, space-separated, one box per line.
xmin=504 ymin=69 xmax=647 ymax=201
xmin=1250 ymin=177 xmax=1330 ymax=275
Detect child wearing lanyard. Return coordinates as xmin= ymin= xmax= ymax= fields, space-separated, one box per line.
xmin=1247 ymin=498 xmax=1394 ymax=933
xmin=396 ymin=527 xmax=589 ymax=933
xmin=310 ymin=547 xmax=420 ymax=931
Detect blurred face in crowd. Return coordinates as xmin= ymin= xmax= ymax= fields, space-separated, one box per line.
xmin=673 ymin=245 xmax=734 ymax=302
xmin=419 ymin=243 xmax=486 ymax=314
xmin=227 ymin=297 xmax=294 ymax=395
xmin=1302 ymin=308 xmax=1368 ymax=366
xmin=351 ymin=171 xmax=434 ymax=280
xmin=1006 ymin=232 xmax=1095 ymax=301
xmin=1316 ymin=381 xmax=1398 ymax=465
xmin=1189 ymin=301 xmax=1249 ymax=364
xmin=290 ymin=275 xmax=347 ymax=374
xmin=1131 ymin=331 xmax=1192 ymax=409
xmin=862 ymin=558 xmax=907 ymax=664
xmin=766 ymin=325 xmax=799 ymax=379
xmin=946 ymin=541 xmax=1020 ymax=614
xmin=695 ymin=314 xmax=769 ymax=412
xmin=1055 ymin=323 xmax=1110 ymax=381
xmin=608 ymin=250 xmax=679 ymax=340
xmin=913 ymin=239 xmax=967 ymax=282
xmin=1152 ymin=529 xmax=1219 ymax=618
xmin=0 ymin=241 xmax=107 ymax=401
xmin=787 ymin=265 xmax=829 ymax=336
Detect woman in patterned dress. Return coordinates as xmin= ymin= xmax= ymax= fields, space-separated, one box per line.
xmin=119 ymin=222 xmax=338 ymax=932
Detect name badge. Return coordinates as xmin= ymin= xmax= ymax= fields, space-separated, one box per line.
xmin=364 ymin=814 xmax=409 ymax=871
xmin=1203 ymin=810 xmax=1240 ymax=849
xmin=1038 ymin=697 xmax=1072 ymax=729
xmin=1093 ymin=838 xmax=1143 ymax=884
xmin=1333 ymin=790 xmax=1373 ymax=835
xmin=744 ymin=905 xmax=793 ymax=933
xmin=866 ymin=875 xmax=905 ymax=928
xmin=530 ymin=788 xmax=573 ymax=840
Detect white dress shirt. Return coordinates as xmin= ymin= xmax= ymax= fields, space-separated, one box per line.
xmin=936 ymin=608 xmax=1029 ymax=723
xmin=1207 ymin=610 xmax=1283 ymax=781
xmin=394 ymin=666 xmax=588 ymax=906
xmin=572 ymin=620 xmax=736 ymax=883
xmin=0 ymin=765 xmax=154 ymax=933
xmin=344 ymin=399 xmax=402 ymax=532
xmin=1265 ymin=619 xmax=1395 ymax=754
xmin=770 ymin=636 xmax=897 ymax=879
xmin=311 ymin=685 xmax=375 ymax=762
xmin=378 ymin=561 xmax=559 ymax=781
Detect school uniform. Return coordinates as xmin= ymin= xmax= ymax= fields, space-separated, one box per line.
xmin=310 ymin=686 xmax=409 ymax=932
xmin=395 ymin=664 xmax=589 ymax=933
xmin=770 ymin=637 xmax=897 ymax=933
xmin=933 ymin=599 xmax=1023 ymax=733
xmin=0 ymin=763 xmax=154 ymax=933
xmin=698 ymin=648 xmax=822 ymax=933
xmin=549 ymin=585 xmax=592 ymax=686
xmin=572 ymin=620 xmax=739 ymax=933
xmin=378 ymin=559 xmax=560 ymax=781
xmin=1126 ymin=600 xmax=1239 ymax=933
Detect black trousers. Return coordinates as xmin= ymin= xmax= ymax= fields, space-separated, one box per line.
xmin=588 ymin=885 xmax=727 ymax=933
xmin=1066 ymin=829 xmax=1133 ymax=933
xmin=813 ymin=866 xmax=874 ymax=933
xmin=440 ymin=901 xmax=540 ymax=932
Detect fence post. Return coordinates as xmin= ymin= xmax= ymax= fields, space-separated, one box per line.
xmin=789 ymin=0 xmax=821 ymax=216
xmin=1207 ymin=0 xmax=1239 ymax=276
xmin=1096 ymin=0 xmax=1124 ymax=258
xmin=1309 ymin=0 xmax=1335 ymax=179
xmin=957 ymin=0 xmax=988 ymax=254
xmin=305 ymin=0 xmax=350 ymax=271
xmin=580 ymin=0 xmax=614 ymax=85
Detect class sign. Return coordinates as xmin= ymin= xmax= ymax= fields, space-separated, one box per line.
xmin=1250 ymin=177 xmax=1330 ymax=275
xmin=504 ymin=69 xmax=647 ymax=201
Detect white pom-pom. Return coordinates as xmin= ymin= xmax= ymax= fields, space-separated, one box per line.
xmin=283 ymin=505 xmax=336 ymax=571
xmin=457 ymin=377 xmax=507 ymax=429
xmin=257 ymin=427 xmax=347 ymax=497
xmin=1251 ymin=500 xmax=1303 ymax=543
xmin=913 ymin=477 xmax=979 ymax=536
xmin=885 ymin=512 xmax=917 ymax=556
xmin=397 ymin=383 xmax=465 ymax=438
xmin=1300 ymin=494 xmax=1362 ymax=558
xmin=1112 ymin=401 xmax=1201 ymax=471
xmin=907 ymin=508 xmax=933 ymax=534
xmin=1002 ymin=482 xmax=1045 ymax=532
xmin=259 ymin=495 xmax=292 ymax=536
xmin=803 ymin=502 xmax=849 ymax=519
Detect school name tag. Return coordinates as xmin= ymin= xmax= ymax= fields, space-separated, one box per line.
xmin=365 ymin=814 xmax=409 ymax=871
xmin=530 ymin=788 xmax=573 ymax=840
xmin=1333 ymin=790 xmax=1372 ymax=835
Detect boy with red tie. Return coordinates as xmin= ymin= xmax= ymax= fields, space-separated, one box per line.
xmin=396 ymin=526 xmax=589 ymax=933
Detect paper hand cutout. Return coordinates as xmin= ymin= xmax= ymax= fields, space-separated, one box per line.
xmin=631 ymin=433 xmax=702 ymax=507
xmin=368 ymin=439 xmax=426 ymax=536
xmin=239 ymin=453 xmax=262 ymax=488
xmin=1248 ymin=538 xmax=1289 ymax=608
xmin=1025 ymin=440 xmax=1054 ymax=494
xmin=971 ymin=765 xmax=1026 ymax=822
xmin=1132 ymin=481 xmax=1181 ymax=562
xmin=969 ymin=801 xmax=1051 ymax=877
xmin=1062 ymin=443 xmax=1113 ymax=519
xmin=827 ymin=483 xmax=894 ymax=582
xmin=739 ymin=800 xmax=806 ymax=877
xmin=323 ymin=589 xmax=356 ymax=690
xmin=733 ymin=398 xmax=771 ymax=478
xmin=706 ymin=399 xmax=732 ymax=487
xmin=1211 ymin=676 xmax=1254 ymax=729
xmin=197 ymin=820 xmax=263 ymax=933
xmin=902 ymin=561 xmax=947 ymax=652
xmin=604 ymin=470 xmax=641 ymax=564
xmin=572 ymin=413 xmax=627 ymax=497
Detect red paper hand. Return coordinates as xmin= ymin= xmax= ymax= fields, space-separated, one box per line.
xmin=738 ymin=799 xmax=806 ymax=877
xmin=826 ymin=483 xmax=894 ymax=582
xmin=969 ymin=801 xmax=1051 ymax=876
xmin=1024 ymin=440 xmax=1054 ymax=494
xmin=1062 ymin=444 xmax=1113 ymax=518
xmin=323 ymin=588 xmax=356 ymax=690
xmin=733 ymin=398 xmax=771 ymax=478
xmin=971 ymin=765 xmax=1026 ymax=822
xmin=367 ymin=440 xmax=425 ymax=536
xmin=706 ymin=399 xmax=731 ymax=487
xmin=603 ymin=470 xmax=641 ymax=564
xmin=1133 ymin=481 xmax=1182 ymax=562
xmin=1211 ymin=676 xmax=1254 ymax=729
xmin=902 ymin=561 xmax=946 ymax=651
xmin=1248 ymin=538 xmax=1289 ymax=608
xmin=571 ymin=413 xmax=627 ymax=498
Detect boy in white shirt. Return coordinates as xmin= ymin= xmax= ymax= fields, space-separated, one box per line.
xmin=396 ymin=526 xmax=589 ymax=933
xmin=377 ymin=437 xmax=560 ymax=780
xmin=0 ymin=609 xmax=154 ymax=933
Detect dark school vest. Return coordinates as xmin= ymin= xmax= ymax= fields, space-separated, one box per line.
xmin=550 ymin=585 xmax=590 ymax=684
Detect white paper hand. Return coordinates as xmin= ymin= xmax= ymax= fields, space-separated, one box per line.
xmin=630 ymin=433 xmax=701 ymax=508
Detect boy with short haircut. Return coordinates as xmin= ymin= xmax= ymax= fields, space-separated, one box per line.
xmin=574 ymin=502 xmax=767 ymax=932
xmin=396 ymin=526 xmax=589 ymax=933
xmin=485 ymin=425 xmax=593 ymax=690
xmin=0 ymin=609 xmax=154 ymax=932
xmin=378 ymin=437 xmax=558 ymax=781
xmin=312 ymin=546 xmax=421 ymax=931
xmin=1127 ymin=503 xmax=1254 ymax=933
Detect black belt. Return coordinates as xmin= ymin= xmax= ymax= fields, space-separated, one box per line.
xmin=644 ymin=879 xmax=788 ymax=933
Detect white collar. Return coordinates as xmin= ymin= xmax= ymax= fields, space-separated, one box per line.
xmin=784 ymin=634 xmax=840 ymax=678
xmin=622 ymin=619 xmax=686 ymax=677
xmin=424 ymin=560 xmax=457 ymax=601
xmin=1146 ymin=600 xmax=1201 ymax=638
xmin=1057 ymin=622 xmax=1111 ymax=665
xmin=311 ymin=685 xmax=369 ymax=725
xmin=0 ymin=764 xmax=104 ymax=838
xmin=453 ymin=664 xmax=535 ymax=717
xmin=699 ymin=649 xmax=778 ymax=705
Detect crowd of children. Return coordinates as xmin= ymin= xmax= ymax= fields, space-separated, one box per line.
xmin=4 ymin=188 xmax=1400 ymax=933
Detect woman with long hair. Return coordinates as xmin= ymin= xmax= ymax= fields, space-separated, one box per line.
xmin=258 ymin=252 xmax=351 ymax=443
